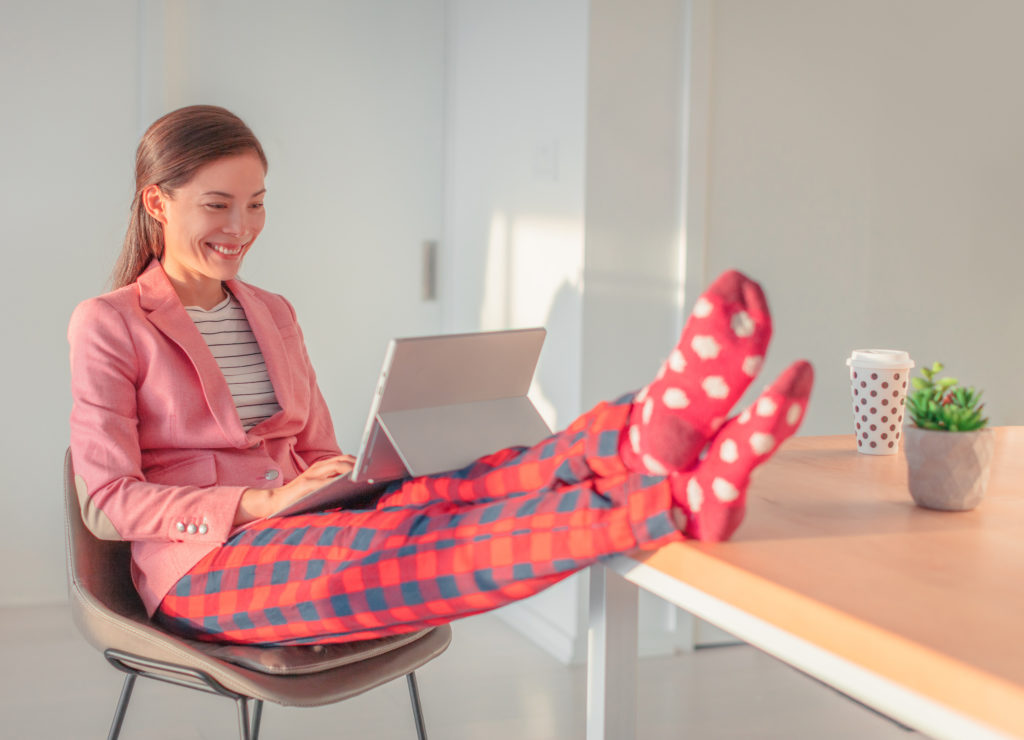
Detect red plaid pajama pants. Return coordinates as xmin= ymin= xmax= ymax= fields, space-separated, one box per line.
xmin=157 ymin=392 xmax=682 ymax=645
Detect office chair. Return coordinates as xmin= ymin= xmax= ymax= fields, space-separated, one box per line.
xmin=63 ymin=449 xmax=451 ymax=740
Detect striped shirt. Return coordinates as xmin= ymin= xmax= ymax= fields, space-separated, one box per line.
xmin=185 ymin=291 xmax=283 ymax=431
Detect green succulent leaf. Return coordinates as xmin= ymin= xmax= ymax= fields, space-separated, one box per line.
xmin=905 ymin=362 xmax=987 ymax=433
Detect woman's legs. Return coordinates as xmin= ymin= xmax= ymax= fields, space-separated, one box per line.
xmin=156 ymin=269 xmax=814 ymax=644
xmin=374 ymin=391 xmax=634 ymax=509
xmin=157 ymin=469 xmax=679 ymax=645
xmin=156 ymin=361 xmax=812 ymax=645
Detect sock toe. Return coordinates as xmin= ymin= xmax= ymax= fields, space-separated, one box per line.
xmin=740 ymin=277 xmax=770 ymax=327
xmin=770 ymin=359 xmax=815 ymax=399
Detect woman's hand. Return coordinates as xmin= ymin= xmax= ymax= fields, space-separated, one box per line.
xmin=233 ymin=454 xmax=356 ymax=525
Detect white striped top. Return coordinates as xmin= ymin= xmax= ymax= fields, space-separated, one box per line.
xmin=185 ymin=292 xmax=283 ymax=431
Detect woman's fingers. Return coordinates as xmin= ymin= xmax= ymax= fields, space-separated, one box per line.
xmin=263 ymin=454 xmax=360 ymax=518
xmin=304 ymin=455 xmax=355 ymax=480
xmin=243 ymin=455 xmax=357 ymax=522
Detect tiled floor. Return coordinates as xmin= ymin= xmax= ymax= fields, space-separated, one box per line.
xmin=1 ymin=603 xmax=918 ymax=739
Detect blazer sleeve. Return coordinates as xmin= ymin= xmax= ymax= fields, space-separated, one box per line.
xmin=281 ymin=297 xmax=343 ymax=466
xmin=68 ymin=297 xmax=246 ymax=543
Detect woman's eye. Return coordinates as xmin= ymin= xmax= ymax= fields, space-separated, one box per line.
xmin=250 ymin=202 xmax=264 ymax=210
xmin=204 ymin=203 xmax=227 ymax=210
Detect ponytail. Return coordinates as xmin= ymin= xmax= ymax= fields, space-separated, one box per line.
xmin=111 ymin=192 xmax=166 ymax=288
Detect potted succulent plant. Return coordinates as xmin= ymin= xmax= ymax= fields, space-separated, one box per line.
xmin=903 ymin=362 xmax=993 ymax=511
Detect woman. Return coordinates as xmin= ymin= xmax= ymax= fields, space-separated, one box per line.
xmin=69 ymin=105 xmax=813 ymax=646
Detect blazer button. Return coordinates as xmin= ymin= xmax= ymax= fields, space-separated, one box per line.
xmin=186 ymin=523 xmax=198 ymax=535
xmin=264 ymin=469 xmax=279 ymax=481
xmin=176 ymin=522 xmax=186 ymax=533
xmin=198 ymin=523 xmax=209 ymax=535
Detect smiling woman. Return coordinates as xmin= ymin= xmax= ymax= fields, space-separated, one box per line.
xmin=68 ymin=104 xmax=813 ymax=647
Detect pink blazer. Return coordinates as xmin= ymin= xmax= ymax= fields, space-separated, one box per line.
xmin=68 ymin=261 xmax=342 ymax=616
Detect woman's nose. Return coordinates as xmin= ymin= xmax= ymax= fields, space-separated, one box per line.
xmin=223 ymin=206 xmax=247 ymax=235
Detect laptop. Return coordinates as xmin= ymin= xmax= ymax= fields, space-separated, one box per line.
xmin=273 ymin=327 xmax=552 ymax=517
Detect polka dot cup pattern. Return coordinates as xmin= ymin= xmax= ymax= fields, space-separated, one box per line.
xmin=846 ymin=350 xmax=914 ymax=456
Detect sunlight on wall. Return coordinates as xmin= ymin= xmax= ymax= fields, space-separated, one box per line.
xmin=675 ymin=219 xmax=691 ymax=338
xmin=481 ymin=211 xmax=511 ymax=329
xmin=481 ymin=210 xmax=584 ymax=431
xmin=509 ymin=216 xmax=583 ymax=324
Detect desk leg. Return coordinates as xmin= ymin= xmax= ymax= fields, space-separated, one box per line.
xmin=587 ymin=564 xmax=638 ymax=740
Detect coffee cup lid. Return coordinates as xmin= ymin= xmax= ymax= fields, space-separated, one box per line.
xmin=846 ymin=349 xmax=915 ymax=370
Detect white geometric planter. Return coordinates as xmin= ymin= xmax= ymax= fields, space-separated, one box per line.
xmin=903 ymin=426 xmax=995 ymax=511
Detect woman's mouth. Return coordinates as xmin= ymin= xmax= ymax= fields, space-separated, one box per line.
xmin=207 ymin=242 xmax=247 ymax=256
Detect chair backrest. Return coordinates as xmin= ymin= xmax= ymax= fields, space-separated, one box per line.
xmin=63 ymin=450 xmax=154 ymax=637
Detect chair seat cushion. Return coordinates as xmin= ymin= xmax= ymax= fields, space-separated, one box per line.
xmin=184 ymin=628 xmax=433 ymax=675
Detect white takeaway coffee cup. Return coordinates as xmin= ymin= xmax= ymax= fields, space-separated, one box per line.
xmin=846 ymin=349 xmax=915 ymax=456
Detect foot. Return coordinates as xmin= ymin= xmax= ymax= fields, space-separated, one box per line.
xmin=621 ymin=270 xmax=773 ymax=475
xmin=670 ymin=360 xmax=814 ymax=541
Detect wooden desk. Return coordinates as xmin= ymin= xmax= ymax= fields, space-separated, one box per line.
xmin=587 ymin=429 xmax=1024 ymax=740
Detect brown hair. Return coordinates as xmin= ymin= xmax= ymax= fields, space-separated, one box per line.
xmin=111 ymin=105 xmax=268 ymax=289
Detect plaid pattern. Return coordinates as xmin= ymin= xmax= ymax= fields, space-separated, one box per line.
xmin=157 ymin=394 xmax=682 ymax=645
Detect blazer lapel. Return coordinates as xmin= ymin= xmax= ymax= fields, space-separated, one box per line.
xmin=137 ymin=261 xmax=247 ymax=446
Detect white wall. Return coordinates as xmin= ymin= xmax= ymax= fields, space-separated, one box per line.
xmin=2 ymin=0 xmax=139 ymax=605
xmin=699 ymin=0 xmax=1024 ymax=435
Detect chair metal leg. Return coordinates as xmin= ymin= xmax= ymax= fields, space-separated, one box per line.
xmin=406 ymin=671 xmax=428 ymax=740
xmin=107 ymin=673 xmax=136 ymax=740
xmin=250 ymin=699 xmax=264 ymax=739
xmin=104 ymin=649 xmax=267 ymax=739
xmin=236 ymin=698 xmax=252 ymax=740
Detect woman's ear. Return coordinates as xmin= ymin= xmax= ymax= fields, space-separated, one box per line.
xmin=141 ymin=184 xmax=170 ymax=225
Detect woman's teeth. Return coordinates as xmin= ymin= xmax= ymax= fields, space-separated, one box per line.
xmin=208 ymin=243 xmax=245 ymax=255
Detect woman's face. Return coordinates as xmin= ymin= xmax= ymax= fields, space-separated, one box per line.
xmin=145 ymin=152 xmax=267 ymax=293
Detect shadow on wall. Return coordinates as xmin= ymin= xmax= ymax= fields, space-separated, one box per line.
xmin=532 ymin=279 xmax=584 ymax=432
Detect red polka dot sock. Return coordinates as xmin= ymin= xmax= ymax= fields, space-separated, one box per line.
xmin=620 ymin=269 xmax=773 ymax=476
xmin=670 ymin=360 xmax=814 ymax=542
